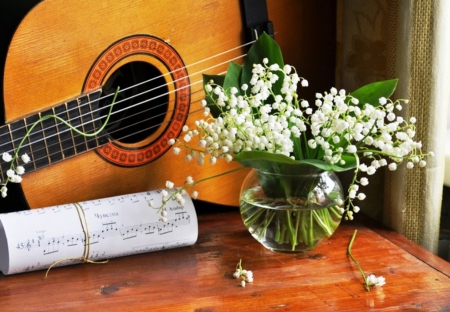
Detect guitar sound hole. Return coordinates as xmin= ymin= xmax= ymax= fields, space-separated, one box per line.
xmin=99 ymin=61 xmax=169 ymax=144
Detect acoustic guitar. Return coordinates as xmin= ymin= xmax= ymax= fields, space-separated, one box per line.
xmin=0 ymin=0 xmax=302 ymax=212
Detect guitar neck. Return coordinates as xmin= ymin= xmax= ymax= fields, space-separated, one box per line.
xmin=0 ymin=89 xmax=104 ymax=181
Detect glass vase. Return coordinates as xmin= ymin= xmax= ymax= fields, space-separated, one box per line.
xmin=239 ymin=166 xmax=344 ymax=253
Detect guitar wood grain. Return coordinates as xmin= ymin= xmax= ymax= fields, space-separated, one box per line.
xmin=2 ymin=0 xmax=252 ymax=209
xmin=0 ymin=0 xmax=337 ymax=211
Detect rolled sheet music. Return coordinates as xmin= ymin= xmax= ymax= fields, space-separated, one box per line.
xmin=0 ymin=190 xmax=198 ymax=275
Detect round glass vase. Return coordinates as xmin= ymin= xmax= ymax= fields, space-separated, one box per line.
xmin=239 ymin=167 xmax=344 ymax=253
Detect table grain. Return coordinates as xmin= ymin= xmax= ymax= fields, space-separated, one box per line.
xmin=1 ymin=210 xmax=450 ymax=311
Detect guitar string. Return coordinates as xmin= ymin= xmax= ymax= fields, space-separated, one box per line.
xmin=5 ymin=92 xmax=206 ymax=171
xmin=0 ymin=70 xmax=205 ymax=154
xmin=0 ymin=76 xmax=207 ymax=173
xmin=4 ymin=70 xmax=222 ymax=158
xmin=0 ymin=40 xmax=254 ymax=147
xmin=0 ymin=46 xmax=249 ymax=173
xmin=0 ymin=56 xmax=230 ymax=160
xmin=0 ymin=55 xmax=242 ymax=154
xmin=16 ymin=105 xmax=207 ymax=174
xmin=0 ymin=71 xmax=251 ymax=176
xmin=0 ymin=32 xmax=256 ymax=168
xmin=0 ymin=38 xmax=263 ymax=176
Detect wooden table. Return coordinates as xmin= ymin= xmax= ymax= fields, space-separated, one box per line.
xmin=1 ymin=209 xmax=450 ymax=311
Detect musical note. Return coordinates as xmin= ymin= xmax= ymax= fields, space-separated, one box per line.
xmin=43 ymin=237 xmax=61 ymax=255
xmin=66 ymin=235 xmax=82 ymax=247
xmin=0 ymin=190 xmax=198 ymax=275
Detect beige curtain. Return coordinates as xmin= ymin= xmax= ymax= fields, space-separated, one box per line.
xmin=336 ymin=0 xmax=450 ymax=253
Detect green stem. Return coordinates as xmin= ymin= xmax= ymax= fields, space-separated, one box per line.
xmin=294 ymin=211 xmax=301 ymax=246
xmin=284 ymin=211 xmax=297 ymax=250
xmin=159 ymin=165 xmax=246 ymax=213
xmin=300 ymin=211 xmax=308 ymax=245
xmin=312 ymin=210 xmax=333 ymax=236
xmin=329 ymin=205 xmax=343 ymax=219
xmin=347 ymin=229 xmax=370 ymax=291
xmin=302 ymin=131 xmax=310 ymax=160
xmin=255 ymin=210 xmax=276 ymax=240
xmin=308 ymin=211 xmax=313 ymax=246
xmin=243 ymin=206 xmax=266 ymax=227
xmin=18 ymin=89 xmax=118 ymax=158
xmin=4 ymin=88 xmax=120 ymax=187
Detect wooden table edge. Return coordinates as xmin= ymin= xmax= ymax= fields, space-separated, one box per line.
xmin=357 ymin=214 xmax=450 ymax=278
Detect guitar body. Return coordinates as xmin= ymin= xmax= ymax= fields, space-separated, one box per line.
xmin=1 ymin=0 xmax=334 ymax=212
xmin=1 ymin=0 xmax=257 ymax=210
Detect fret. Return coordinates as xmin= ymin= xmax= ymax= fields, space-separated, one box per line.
xmin=40 ymin=108 xmax=64 ymax=164
xmin=54 ymin=103 xmax=76 ymax=159
xmin=25 ymin=114 xmax=49 ymax=170
xmin=23 ymin=118 xmax=38 ymax=172
xmin=52 ymin=106 xmax=64 ymax=159
xmin=9 ymin=119 xmax=33 ymax=170
xmin=1 ymin=89 xmax=103 ymax=175
xmin=87 ymin=91 xmax=106 ymax=146
xmin=67 ymin=98 xmax=88 ymax=154
xmin=78 ymin=94 xmax=98 ymax=150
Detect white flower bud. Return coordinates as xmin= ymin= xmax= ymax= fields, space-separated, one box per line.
xmin=185 ymin=176 xmax=194 ymax=184
xmin=347 ymin=145 xmax=357 ymax=153
xmin=284 ymin=65 xmax=292 ymax=74
xmin=166 ymin=181 xmax=174 ymax=189
xmin=388 ymin=163 xmax=397 ymax=171
xmin=183 ymin=134 xmax=192 ymax=142
xmin=21 ymin=153 xmax=31 ymax=164
xmin=16 ymin=166 xmax=25 ymax=175
xmin=2 ymin=152 xmax=12 ymax=162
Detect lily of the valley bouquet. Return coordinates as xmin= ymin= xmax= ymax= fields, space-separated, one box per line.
xmin=160 ymin=33 xmax=431 ymax=251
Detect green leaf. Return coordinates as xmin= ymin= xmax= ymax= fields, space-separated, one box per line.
xmin=241 ymin=33 xmax=284 ymax=95
xmin=291 ymin=134 xmax=304 ymax=160
xmin=233 ymin=151 xmax=357 ymax=175
xmin=202 ymin=74 xmax=225 ymax=118
xmin=202 ymin=74 xmax=225 ymax=101
xmin=202 ymin=34 xmax=287 ymax=118
xmin=300 ymin=155 xmax=357 ymax=172
xmin=349 ymin=79 xmax=398 ymax=107
xmin=223 ymin=62 xmax=242 ymax=95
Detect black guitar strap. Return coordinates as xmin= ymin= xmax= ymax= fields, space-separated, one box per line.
xmin=240 ymin=0 xmax=274 ymax=42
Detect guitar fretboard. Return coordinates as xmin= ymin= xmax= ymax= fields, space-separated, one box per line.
xmin=0 ymin=90 xmax=104 ymax=181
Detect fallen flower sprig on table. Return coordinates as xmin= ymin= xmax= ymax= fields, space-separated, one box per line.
xmin=233 ymin=259 xmax=254 ymax=287
xmin=347 ymin=229 xmax=386 ymax=291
